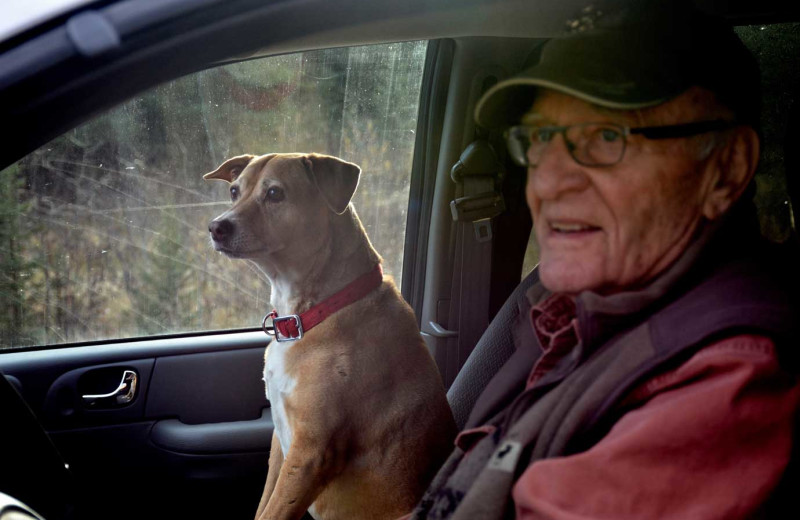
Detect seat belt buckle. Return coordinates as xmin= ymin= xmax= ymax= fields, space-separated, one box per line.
xmin=450 ymin=191 xmax=506 ymax=223
xmin=473 ymin=218 xmax=493 ymax=243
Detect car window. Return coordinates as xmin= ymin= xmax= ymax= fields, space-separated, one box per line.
xmin=521 ymin=22 xmax=800 ymax=279
xmin=736 ymin=23 xmax=800 ymax=241
xmin=0 ymin=41 xmax=429 ymax=349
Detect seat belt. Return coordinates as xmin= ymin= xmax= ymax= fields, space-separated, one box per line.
xmin=443 ymin=140 xmax=505 ymax=388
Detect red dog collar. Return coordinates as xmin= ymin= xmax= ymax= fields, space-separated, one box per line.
xmin=262 ymin=264 xmax=384 ymax=341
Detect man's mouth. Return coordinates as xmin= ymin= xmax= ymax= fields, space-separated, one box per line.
xmin=549 ymin=221 xmax=601 ymax=234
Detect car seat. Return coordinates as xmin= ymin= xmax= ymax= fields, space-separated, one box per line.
xmin=446 ymin=268 xmax=538 ymax=429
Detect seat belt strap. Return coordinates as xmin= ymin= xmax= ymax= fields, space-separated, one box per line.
xmin=445 ymin=140 xmax=505 ymax=387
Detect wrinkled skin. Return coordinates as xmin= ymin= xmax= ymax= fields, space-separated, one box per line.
xmin=524 ymin=88 xmax=759 ymax=295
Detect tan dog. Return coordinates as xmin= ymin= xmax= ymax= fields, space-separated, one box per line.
xmin=205 ymin=153 xmax=456 ymax=520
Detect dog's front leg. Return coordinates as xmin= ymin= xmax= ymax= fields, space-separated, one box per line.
xmin=258 ymin=431 xmax=344 ymax=520
xmin=255 ymin=432 xmax=284 ymax=519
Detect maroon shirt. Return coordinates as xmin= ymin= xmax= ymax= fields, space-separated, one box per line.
xmin=512 ymin=293 xmax=800 ymax=519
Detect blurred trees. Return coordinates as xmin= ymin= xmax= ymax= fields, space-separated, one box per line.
xmin=1 ymin=41 xmax=428 ymax=349
xmin=128 ymin=213 xmax=198 ymax=335
xmin=0 ymin=164 xmax=35 ymax=347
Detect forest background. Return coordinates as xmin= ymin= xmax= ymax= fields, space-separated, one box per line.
xmin=0 ymin=41 xmax=428 ymax=348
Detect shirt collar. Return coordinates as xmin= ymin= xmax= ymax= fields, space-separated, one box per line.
xmin=525 ymin=201 xmax=761 ymax=352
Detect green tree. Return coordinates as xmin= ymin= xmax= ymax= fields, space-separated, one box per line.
xmin=0 ymin=164 xmax=35 ymax=347
xmin=128 ymin=212 xmax=197 ymax=335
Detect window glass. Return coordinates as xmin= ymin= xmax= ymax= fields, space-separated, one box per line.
xmin=736 ymin=23 xmax=800 ymax=242
xmin=0 ymin=41 xmax=428 ymax=349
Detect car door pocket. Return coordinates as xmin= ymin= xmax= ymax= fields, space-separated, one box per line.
xmin=150 ymin=408 xmax=273 ymax=454
xmin=145 ymin=348 xmax=268 ymax=424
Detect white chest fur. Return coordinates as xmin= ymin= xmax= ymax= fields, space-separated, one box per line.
xmin=263 ymin=340 xmax=297 ymax=458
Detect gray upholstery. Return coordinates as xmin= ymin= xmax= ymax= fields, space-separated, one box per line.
xmin=447 ymin=269 xmax=539 ymax=429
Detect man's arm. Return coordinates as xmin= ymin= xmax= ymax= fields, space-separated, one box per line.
xmin=512 ymin=334 xmax=800 ymax=520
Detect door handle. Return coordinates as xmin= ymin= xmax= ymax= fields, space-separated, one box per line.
xmin=427 ymin=321 xmax=458 ymax=338
xmin=82 ymin=369 xmax=138 ymax=406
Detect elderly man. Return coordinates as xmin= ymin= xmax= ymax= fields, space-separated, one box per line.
xmin=411 ymin=3 xmax=800 ymax=520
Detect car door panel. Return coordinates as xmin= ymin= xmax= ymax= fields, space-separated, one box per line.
xmin=0 ymin=332 xmax=272 ymax=519
xmin=146 ymin=348 xmax=267 ymax=424
xmin=43 ymin=358 xmax=155 ymax=428
xmin=151 ymin=408 xmax=273 ymax=453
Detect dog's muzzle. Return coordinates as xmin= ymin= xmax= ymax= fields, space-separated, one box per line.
xmin=209 ymin=218 xmax=234 ymax=243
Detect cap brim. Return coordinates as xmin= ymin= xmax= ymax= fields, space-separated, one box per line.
xmin=474 ymin=75 xmax=672 ymax=129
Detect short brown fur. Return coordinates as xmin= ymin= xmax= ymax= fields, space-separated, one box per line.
xmin=205 ymin=153 xmax=456 ymax=520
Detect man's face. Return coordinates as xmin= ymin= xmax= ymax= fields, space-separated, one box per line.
xmin=525 ymin=89 xmax=719 ymax=295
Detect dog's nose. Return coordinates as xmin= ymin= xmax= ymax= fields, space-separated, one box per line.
xmin=209 ymin=219 xmax=234 ymax=241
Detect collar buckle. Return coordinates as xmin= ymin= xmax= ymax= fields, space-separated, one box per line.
xmin=262 ymin=312 xmax=303 ymax=342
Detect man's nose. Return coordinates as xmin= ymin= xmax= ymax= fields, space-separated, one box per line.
xmin=209 ymin=219 xmax=234 ymax=241
xmin=527 ymin=134 xmax=589 ymax=200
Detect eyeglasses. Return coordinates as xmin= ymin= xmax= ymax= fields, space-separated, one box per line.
xmin=505 ymin=120 xmax=736 ymax=168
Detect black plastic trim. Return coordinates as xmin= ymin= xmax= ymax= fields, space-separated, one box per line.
xmin=0 ymin=331 xmax=268 ymax=383
xmin=145 ymin=348 xmax=268 ymax=424
xmin=42 ymin=359 xmax=155 ymax=429
xmin=0 ymin=326 xmax=265 ymax=355
xmin=0 ymin=0 xmax=227 ymax=91
xmin=150 ymin=408 xmax=273 ymax=454
xmin=66 ymin=11 xmax=121 ymax=57
xmin=103 ymin=0 xmax=224 ymax=35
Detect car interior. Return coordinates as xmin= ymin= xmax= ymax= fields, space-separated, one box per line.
xmin=1 ymin=1 xmax=799 ymax=519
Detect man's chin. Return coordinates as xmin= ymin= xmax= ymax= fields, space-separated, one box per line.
xmin=538 ymin=260 xmax=605 ymax=295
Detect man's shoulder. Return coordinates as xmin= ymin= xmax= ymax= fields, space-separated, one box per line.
xmin=650 ymin=238 xmax=799 ymax=354
xmin=620 ymin=333 xmax=800 ymax=424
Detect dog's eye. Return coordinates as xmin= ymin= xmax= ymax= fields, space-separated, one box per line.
xmin=266 ymin=187 xmax=285 ymax=203
xmin=230 ymin=186 xmax=239 ymax=201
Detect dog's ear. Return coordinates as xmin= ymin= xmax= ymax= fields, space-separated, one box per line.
xmin=303 ymin=154 xmax=361 ymax=215
xmin=203 ymin=155 xmax=256 ymax=183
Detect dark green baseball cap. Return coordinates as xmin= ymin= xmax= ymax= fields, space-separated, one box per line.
xmin=474 ymin=2 xmax=760 ymax=129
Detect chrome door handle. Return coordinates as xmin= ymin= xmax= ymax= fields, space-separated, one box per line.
xmin=82 ymin=370 xmax=138 ymax=406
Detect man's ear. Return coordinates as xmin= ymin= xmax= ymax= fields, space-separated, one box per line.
xmin=303 ymin=153 xmax=361 ymax=214
xmin=702 ymin=126 xmax=760 ymax=220
xmin=203 ymin=155 xmax=256 ymax=183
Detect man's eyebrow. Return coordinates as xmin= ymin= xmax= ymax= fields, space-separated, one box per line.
xmin=593 ymin=104 xmax=636 ymax=121
xmin=521 ymin=112 xmax=548 ymax=125
xmin=520 ymin=108 xmax=633 ymax=126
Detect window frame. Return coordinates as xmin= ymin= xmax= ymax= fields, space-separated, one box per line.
xmin=2 ymin=39 xmax=436 ymax=350
xmin=401 ymin=38 xmax=454 ymax=318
